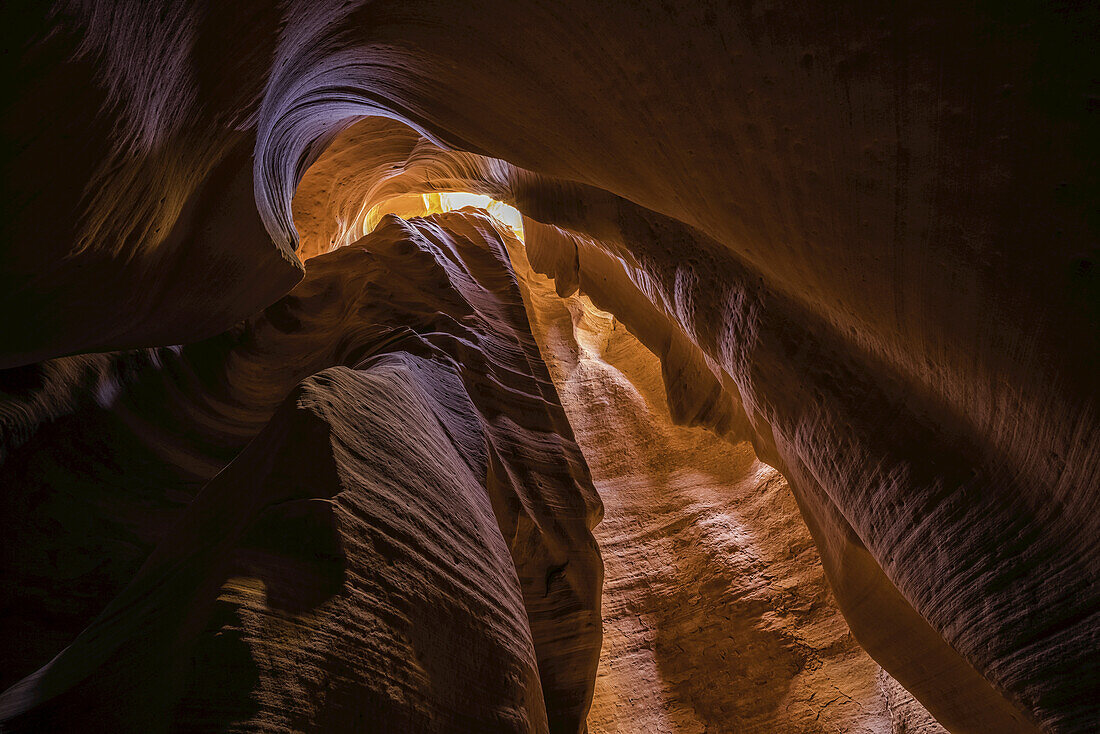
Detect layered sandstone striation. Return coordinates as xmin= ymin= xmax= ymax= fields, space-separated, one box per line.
xmin=506 ymin=239 xmax=949 ymax=734
xmin=1 ymin=2 xmax=1097 ymax=732
xmin=291 ymin=112 xmax=1099 ymax=731
xmin=0 ymin=214 xmax=601 ymax=731
xmin=291 ymin=166 xmax=950 ymax=731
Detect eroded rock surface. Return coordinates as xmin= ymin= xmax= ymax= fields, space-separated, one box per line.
xmin=505 ymin=236 xmax=948 ymax=734
xmin=2 ymin=2 xmax=1097 ymax=732
xmin=0 ymin=214 xmax=601 ymax=732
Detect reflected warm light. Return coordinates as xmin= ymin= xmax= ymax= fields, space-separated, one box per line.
xmin=359 ymin=192 xmax=524 ymax=244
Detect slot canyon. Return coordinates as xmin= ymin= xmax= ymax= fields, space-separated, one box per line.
xmin=0 ymin=3 xmax=1096 ymax=733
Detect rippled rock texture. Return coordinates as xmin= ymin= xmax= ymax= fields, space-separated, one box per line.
xmin=0 ymin=214 xmax=601 ymax=731
xmin=506 ymin=241 xmax=948 ymax=734
xmin=2 ymin=2 xmax=1098 ymax=733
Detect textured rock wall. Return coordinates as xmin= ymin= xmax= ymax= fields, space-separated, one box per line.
xmin=0 ymin=214 xmax=601 ymax=731
xmin=2 ymin=2 xmax=1097 ymax=732
xmin=506 ymin=224 xmax=949 ymax=734
xmin=514 ymin=188 xmax=1096 ymax=734
xmin=291 ymin=114 xmax=1100 ymax=731
xmin=290 ymin=161 xmax=950 ymax=731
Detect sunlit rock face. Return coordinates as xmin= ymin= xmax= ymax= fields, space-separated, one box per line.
xmin=289 ymin=113 xmax=1099 ymax=732
xmin=507 ymin=239 xmax=949 ymax=734
xmin=290 ymin=167 xmax=948 ymax=732
xmin=1 ymin=2 xmax=1097 ymax=733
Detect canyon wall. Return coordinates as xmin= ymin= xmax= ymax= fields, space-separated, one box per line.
xmin=1 ymin=2 xmax=1097 ymax=732
xmin=0 ymin=214 xmax=602 ymax=731
xmin=507 ymin=235 xmax=950 ymax=734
